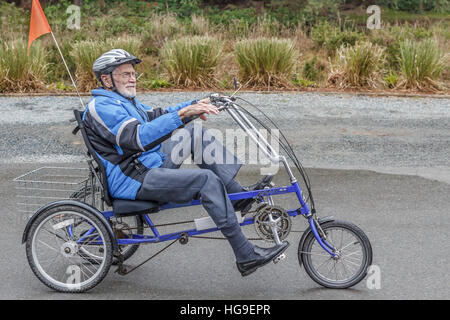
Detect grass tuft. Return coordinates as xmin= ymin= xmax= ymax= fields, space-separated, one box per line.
xmin=328 ymin=42 xmax=385 ymax=88
xmin=234 ymin=37 xmax=297 ymax=89
xmin=0 ymin=40 xmax=48 ymax=93
xmin=161 ymin=36 xmax=222 ymax=88
xmin=397 ymin=38 xmax=447 ymax=91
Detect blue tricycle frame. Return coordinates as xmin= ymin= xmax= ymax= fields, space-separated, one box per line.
xmin=81 ymin=183 xmax=336 ymax=258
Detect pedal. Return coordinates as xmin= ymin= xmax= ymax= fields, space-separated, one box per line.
xmin=273 ymin=253 xmax=286 ymax=264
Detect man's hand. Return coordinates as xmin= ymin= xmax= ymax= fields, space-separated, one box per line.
xmin=178 ymin=100 xmax=219 ymax=121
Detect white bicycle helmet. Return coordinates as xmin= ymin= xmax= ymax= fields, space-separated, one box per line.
xmin=93 ymin=49 xmax=141 ymax=87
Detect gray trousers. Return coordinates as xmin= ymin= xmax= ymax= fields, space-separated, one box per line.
xmin=136 ymin=123 xmax=243 ymax=230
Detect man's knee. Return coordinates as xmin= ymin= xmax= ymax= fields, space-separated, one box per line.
xmin=197 ymin=169 xmax=228 ymax=195
xmin=199 ymin=169 xmax=220 ymax=182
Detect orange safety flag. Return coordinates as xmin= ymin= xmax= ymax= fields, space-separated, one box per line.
xmin=28 ymin=0 xmax=52 ymax=55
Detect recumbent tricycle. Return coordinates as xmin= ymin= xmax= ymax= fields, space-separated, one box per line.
xmin=20 ymin=92 xmax=373 ymax=293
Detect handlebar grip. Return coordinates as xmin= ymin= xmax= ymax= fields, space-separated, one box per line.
xmin=182 ymin=105 xmax=227 ymax=125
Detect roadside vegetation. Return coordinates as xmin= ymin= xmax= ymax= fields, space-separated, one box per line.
xmin=0 ymin=0 xmax=448 ymax=94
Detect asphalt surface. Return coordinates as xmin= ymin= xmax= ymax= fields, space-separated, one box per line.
xmin=0 ymin=92 xmax=449 ymax=300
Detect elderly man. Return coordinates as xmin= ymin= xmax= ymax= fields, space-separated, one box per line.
xmin=82 ymin=49 xmax=288 ymax=276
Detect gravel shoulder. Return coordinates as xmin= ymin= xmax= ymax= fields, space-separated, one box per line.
xmin=1 ymin=91 xmax=449 ymax=184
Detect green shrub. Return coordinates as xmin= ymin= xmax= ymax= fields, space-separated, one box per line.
xmin=398 ymin=39 xmax=447 ymax=90
xmin=234 ymin=37 xmax=297 ymax=88
xmin=91 ymin=16 xmax=132 ymax=38
xmin=207 ymin=7 xmax=257 ymax=26
xmin=383 ymin=71 xmax=400 ymax=89
xmin=377 ymin=0 xmax=450 ymax=13
xmin=42 ymin=0 xmax=73 ymax=29
xmin=140 ymin=78 xmax=172 ymax=90
xmin=328 ymin=42 xmax=385 ymax=88
xmin=293 ymin=77 xmax=316 ymax=88
xmin=302 ymin=57 xmax=324 ymax=82
xmin=0 ymin=2 xmax=28 ymax=38
xmin=161 ymin=36 xmax=222 ymax=87
xmin=0 ymin=40 xmax=48 ymax=93
xmin=300 ymin=0 xmax=343 ymax=26
xmin=311 ymin=21 xmax=364 ymax=55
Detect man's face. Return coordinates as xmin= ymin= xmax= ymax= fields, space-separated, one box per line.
xmin=101 ymin=63 xmax=137 ymax=98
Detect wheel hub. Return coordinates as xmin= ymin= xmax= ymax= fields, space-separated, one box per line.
xmin=60 ymin=241 xmax=79 ymax=258
xmin=332 ymin=250 xmax=341 ymax=260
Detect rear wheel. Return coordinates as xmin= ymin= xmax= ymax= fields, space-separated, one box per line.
xmin=25 ymin=204 xmax=113 ymax=293
xmin=298 ymin=220 xmax=373 ymax=289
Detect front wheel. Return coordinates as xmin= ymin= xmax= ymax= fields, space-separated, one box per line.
xmin=298 ymin=220 xmax=373 ymax=289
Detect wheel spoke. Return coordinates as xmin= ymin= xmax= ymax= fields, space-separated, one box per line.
xmin=37 ymin=239 xmax=59 ymax=253
xmin=339 ymin=240 xmax=359 ymax=252
xmin=340 ymin=256 xmax=362 ymax=267
xmin=342 ymin=252 xmax=363 ymax=263
xmin=299 ymin=251 xmax=335 ymax=258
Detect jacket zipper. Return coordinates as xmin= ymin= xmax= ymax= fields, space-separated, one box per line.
xmin=131 ymin=99 xmax=149 ymax=122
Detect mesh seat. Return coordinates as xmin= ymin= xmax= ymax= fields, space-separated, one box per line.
xmin=73 ymin=110 xmax=160 ymax=216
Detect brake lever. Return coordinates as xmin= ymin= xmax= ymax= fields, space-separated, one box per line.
xmin=210 ymin=93 xmax=235 ymax=106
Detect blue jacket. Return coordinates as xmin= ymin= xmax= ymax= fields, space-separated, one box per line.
xmin=83 ymin=88 xmax=196 ymax=200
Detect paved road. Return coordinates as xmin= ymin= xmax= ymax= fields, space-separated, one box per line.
xmin=1 ymin=163 xmax=449 ymax=300
xmin=0 ymin=92 xmax=449 ymax=300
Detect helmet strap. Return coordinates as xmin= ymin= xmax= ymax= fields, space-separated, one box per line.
xmin=109 ymin=72 xmax=118 ymax=92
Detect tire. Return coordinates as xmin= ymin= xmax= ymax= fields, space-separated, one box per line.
xmin=298 ymin=220 xmax=373 ymax=289
xmin=70 ymin=186 xmax=143 ymax=264
xmin=25 ymin=204 xmax=113 ymax=293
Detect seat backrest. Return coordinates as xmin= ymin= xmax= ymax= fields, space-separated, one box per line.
xmin=73 ymin=109 xmax=113 ymax=207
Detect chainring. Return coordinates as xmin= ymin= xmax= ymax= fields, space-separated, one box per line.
xmin=253 ymin=204 xmax=291 ymax=243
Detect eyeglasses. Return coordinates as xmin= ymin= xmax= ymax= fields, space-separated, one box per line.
xmin=112 ymin=71 xmax=140 ymax=80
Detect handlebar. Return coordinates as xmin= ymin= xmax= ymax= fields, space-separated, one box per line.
xmin=209 ymin=93 xmax=235 ymax=110
xmin=183 ymin=93 xmax=233 ymax=124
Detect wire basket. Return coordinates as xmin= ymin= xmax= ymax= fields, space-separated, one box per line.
xmin=13 ymin=166 xmax=90 ymax=216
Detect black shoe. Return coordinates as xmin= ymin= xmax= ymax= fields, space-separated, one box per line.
xmin=233 ymin=175 xmax=274 ymax=213
xmin=236 ymin=241 xmax=289 ymax=277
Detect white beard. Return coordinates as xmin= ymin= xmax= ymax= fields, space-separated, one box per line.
xmin=118 ymin=86 xmax=136 ymax=98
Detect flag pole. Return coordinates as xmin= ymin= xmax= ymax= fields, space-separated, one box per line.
xmin=50 ymin=31 xmax=85 ymax=110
